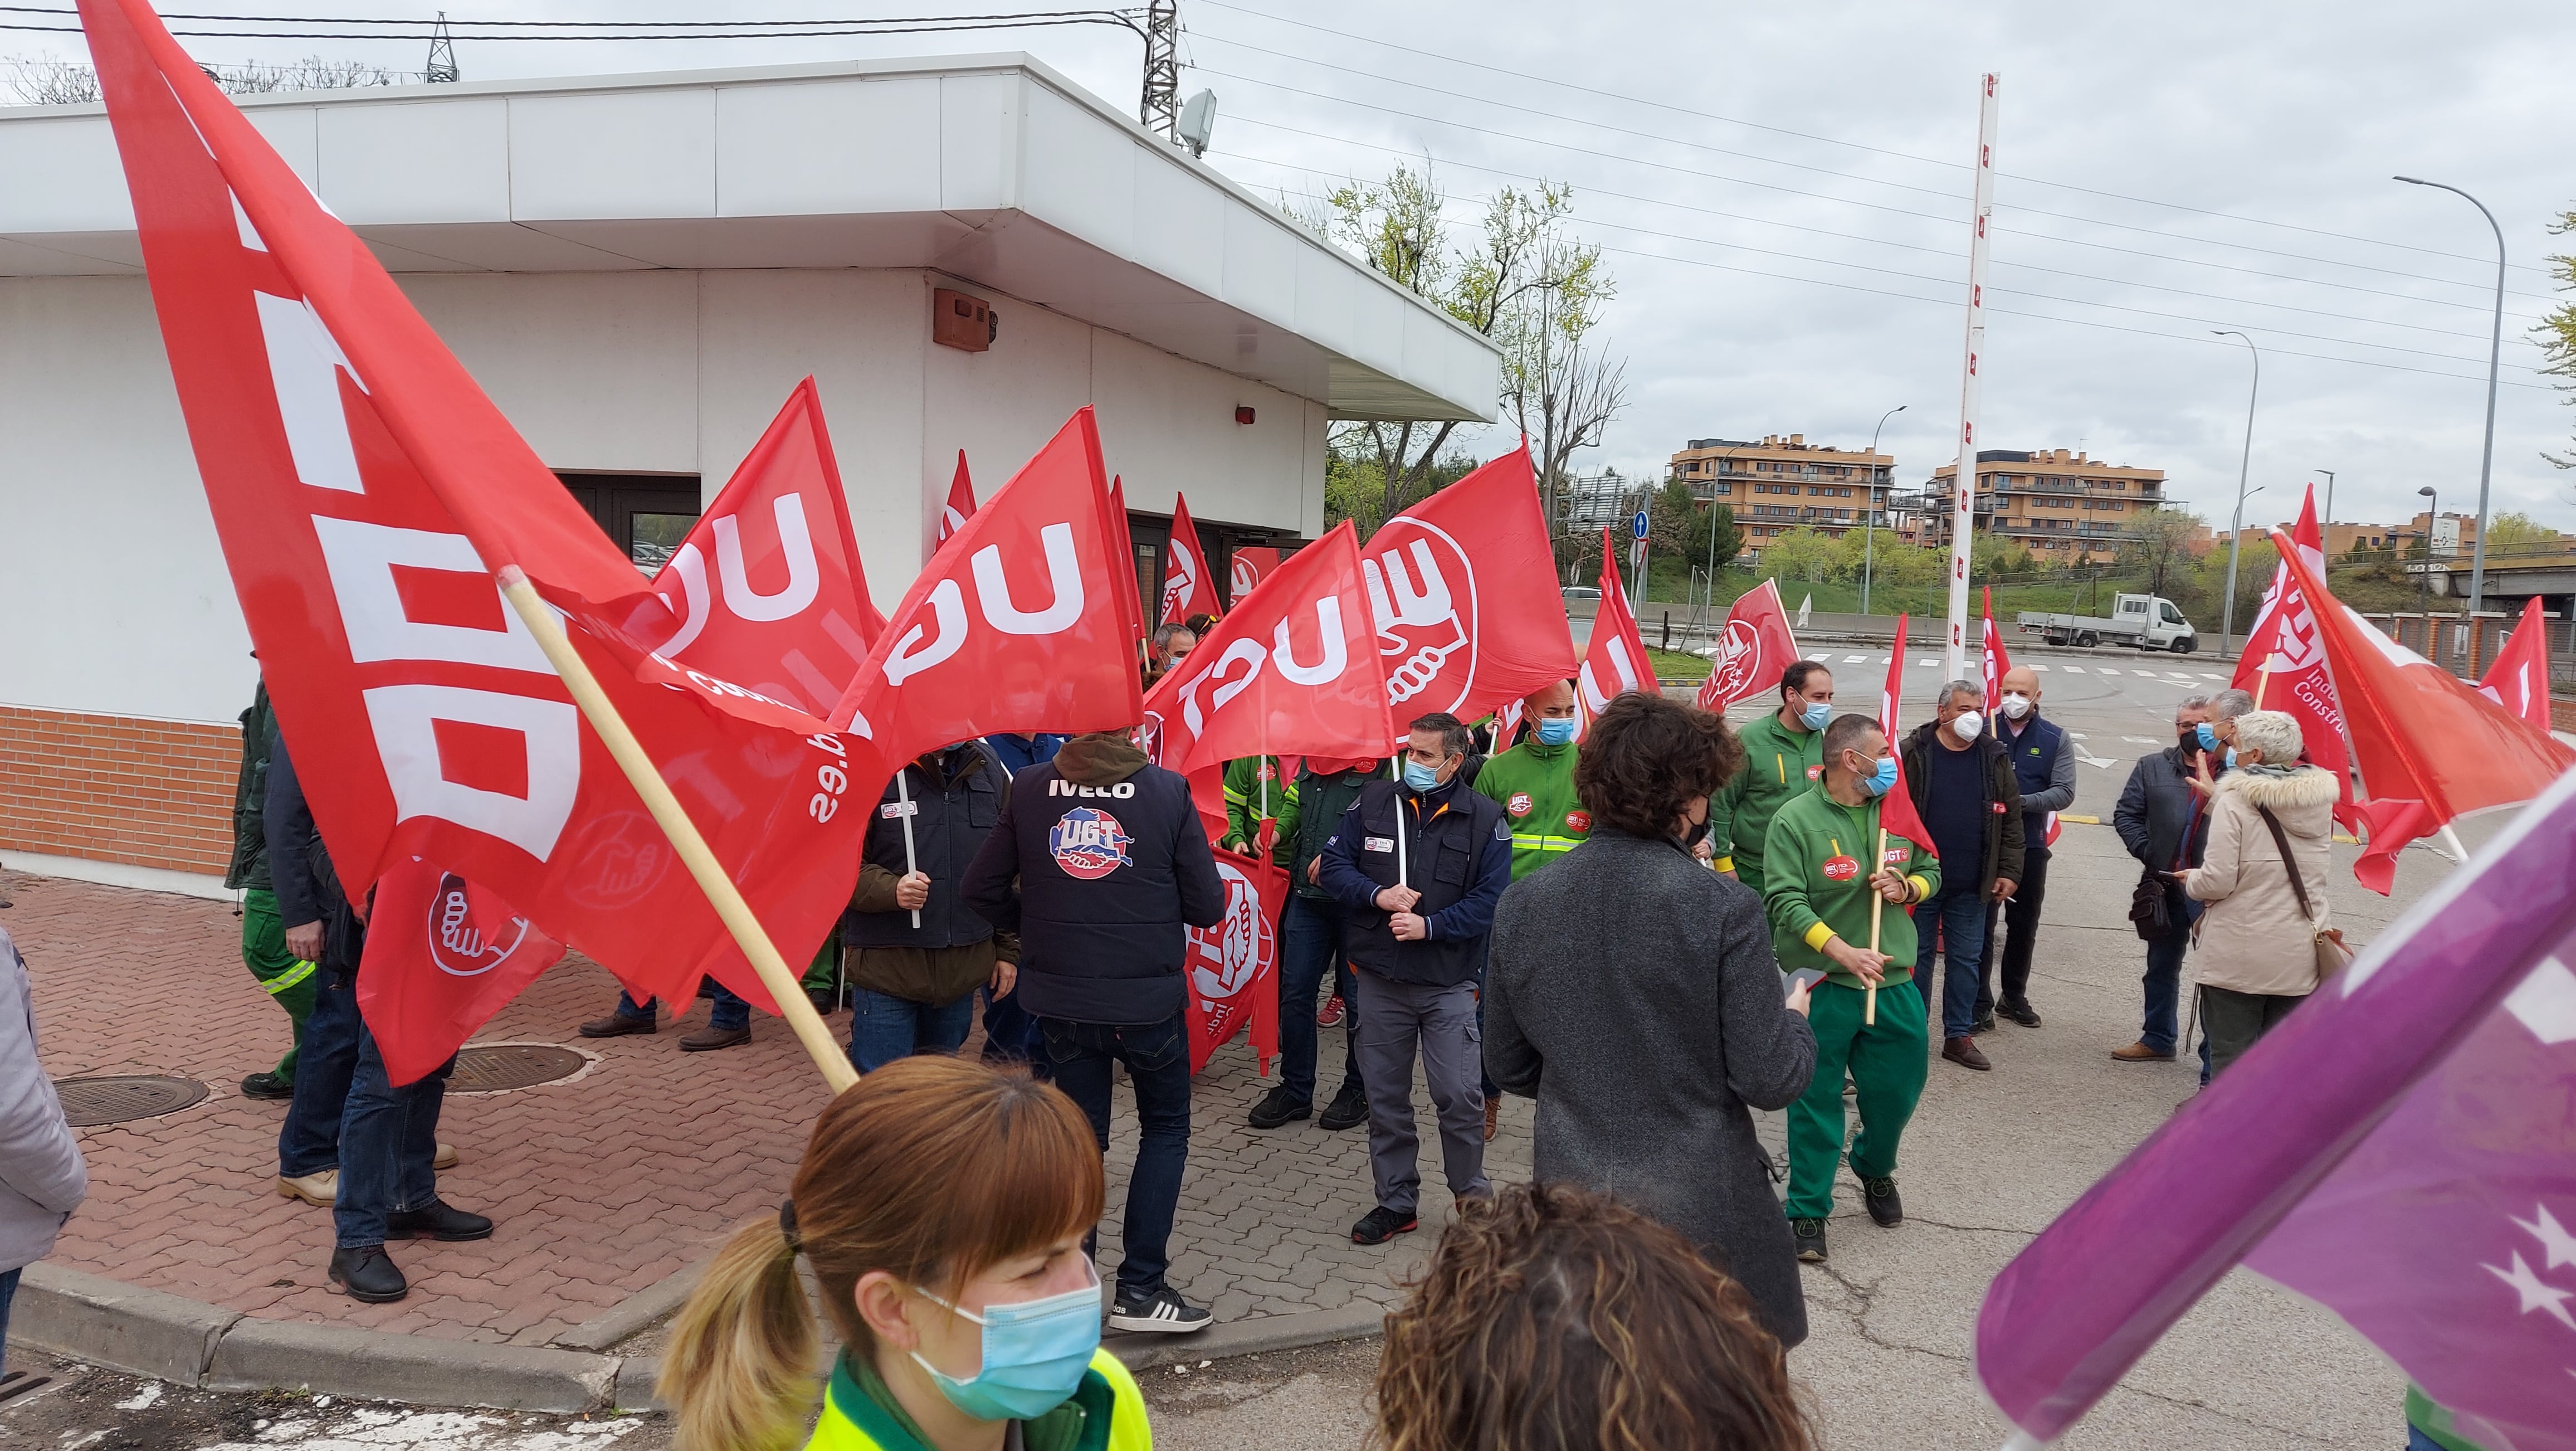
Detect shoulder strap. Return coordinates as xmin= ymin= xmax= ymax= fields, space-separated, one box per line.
xmin=2255 ymin=804 xmax=2316 ymax=923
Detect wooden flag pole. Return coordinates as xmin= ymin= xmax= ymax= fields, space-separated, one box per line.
xmin=2255 ymin=653 xmax=2275 ymax=710
xmin=498 ymin=568 xmax=860 ymax=1094
xmin=1865 ymin=826 xmax=1887 ymax=1026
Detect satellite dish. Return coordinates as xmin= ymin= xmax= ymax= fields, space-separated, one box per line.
xmin=1175 ymin=89 xmax=1217 ymax=158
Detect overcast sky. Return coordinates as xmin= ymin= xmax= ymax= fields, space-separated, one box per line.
xmin=14 ymin=0 xmax=2573 ymax=535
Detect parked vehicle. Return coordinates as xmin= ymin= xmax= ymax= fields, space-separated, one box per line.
xmin=2018 ymin=593 xmax=2199 ymax=652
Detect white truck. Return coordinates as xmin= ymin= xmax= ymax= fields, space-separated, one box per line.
xmin=2017 ymin=593 xmax=2199 ymax=653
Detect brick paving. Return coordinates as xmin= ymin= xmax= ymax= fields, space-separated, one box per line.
xmin=0 ymin=866 xmax=1518 ymax=1348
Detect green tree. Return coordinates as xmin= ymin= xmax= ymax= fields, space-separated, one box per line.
xmin=2118 ymin=507 xmax=2204 ymax=601
xmin=1759 ymin=527 xmax=1842 ymax=586
xmin=2541 ymin=207 xmax=2576 ymax=471
xmin=2485 ymin=511 xmax=2560 ymax=552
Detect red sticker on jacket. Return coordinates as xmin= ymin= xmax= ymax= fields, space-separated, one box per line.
xmin=1564 ymin=810 xmax=1591 ymax=834
xmin=1505 ymin=791 xmax=1533 ymax=817
xmin=1822 ymin=854 xmax=1861 ymax=882
xmin=1882 ymin=845 xmax=1911 ymax=865
xmin=1806 ymin=765 xmax=1824 ymax=781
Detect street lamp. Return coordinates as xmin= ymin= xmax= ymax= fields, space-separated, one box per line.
xmin=1692 ymin=443 xmax=1750 ymax=615
xmin=2416 ymin=484 xmax=2438 ymax=618
xmin=2396 ymin=177 xmax=2505 ymax=616
xmin=2314 ymin=469 xmax=2336 ymax=533
xmin=2214 ymin=330 xmax=2261 ymax=655
xmin=1861 ymin=404 xmax=1906 ymax=615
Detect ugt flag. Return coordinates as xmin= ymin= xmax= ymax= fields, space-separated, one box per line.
xmin=2229 ymin=485 xmax=2355 ymax=831
xmin=1160 ymin=491 xmax=1220 ymax=625
xmin=1977 ymin=767 xmax=2576 ymax=1451
xmin=939 ymin=451 xmax=977 ymax=544
xmin=2481 ymin=597 xmax=2558 ymax=736
xmin=1230 ymin=546 xmax=1281 ymax=607
xmin=1876 ymin=615 xmax=1939 ymax=860
xmin=1698 ymin=578 xmax=1802 ymax=711
xmin=1187 ymin=844 xmax=1287 ymax=1076
xmin=1979 ymin=585 xmax=2013 ymax=714
xmin=1576 ymin=529 xmax=1659 ymax=732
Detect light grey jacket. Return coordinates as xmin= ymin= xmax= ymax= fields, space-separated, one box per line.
xmin=0 ymin=926 xmax=87 ymax=1273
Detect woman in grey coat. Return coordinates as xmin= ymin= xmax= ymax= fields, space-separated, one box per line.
xmin=0 ymin=924 xmax=87 ymax=1369
xmin=1486 ymin=692 xmax=1819 ymax=1346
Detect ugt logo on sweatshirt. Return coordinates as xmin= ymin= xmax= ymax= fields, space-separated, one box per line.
xmin=1049 ymin=807 xmax=1133 ymax=879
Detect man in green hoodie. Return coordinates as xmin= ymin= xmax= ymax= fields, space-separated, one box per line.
xmin=1763 ymin=712 xmax=1938 ymax=1265
xmin=1471 ymin=680 xmax=1588 ymax=882
xmin=1220 ymin=756 xmax=1295 ymax=862
xmin=1708 ymin=662 xmax=1835 ymax=897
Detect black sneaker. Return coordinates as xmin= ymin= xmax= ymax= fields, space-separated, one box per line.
xmin=2002 ymin=999 xmax=2042 ymax=1028
xmin=238 ymin=1072 xmax=294 ymax=1101
xmin=1318 ymin=1082 xmax=1369 ymax=1131
xmin=1351 ymin=1205 xmax=1418 ymax=1245
xmin=1790 ymin=1217 xmax=1828 ymax=1263
xmin=387 ymin=1199 xmax=494 ymax=1243
xmin=1107 ymin=1286 xmax=1211 ymax=1334
xmin=329 ymin=1245 xmax=409 ymax=1303
xmin=1969 ymin=1011 xmax=1999 ymax=1036
xmin=1862 ymin=1175 xmax=1904 ymax=1228
xmin=1246 ymin=1085 xmax=1312 ymax=1130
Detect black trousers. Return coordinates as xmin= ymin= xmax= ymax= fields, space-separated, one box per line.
xmin=1975 ymin=847 xmax=2050 ymax=1015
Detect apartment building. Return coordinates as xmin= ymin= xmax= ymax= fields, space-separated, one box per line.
xmin=1913 ymin=448 xmax=2174 ymax=564
xmin=1666 ymin=433 xmax=1896 ymax=549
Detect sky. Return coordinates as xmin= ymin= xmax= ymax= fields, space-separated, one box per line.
xmin=10 ymin=0 xmax=2573 ymax=537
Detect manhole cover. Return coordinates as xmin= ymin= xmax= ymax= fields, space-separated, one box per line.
xmin=56 ymin=1075 xmax=208 ymax=1127
xmin=450 ymin=1044 xmax=588 ymax=1093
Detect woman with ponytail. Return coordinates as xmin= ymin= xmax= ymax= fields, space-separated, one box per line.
xmin=659 ymin=1055 xmax=1149 ymax=1451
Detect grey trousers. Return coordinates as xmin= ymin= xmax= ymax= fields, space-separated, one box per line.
xmin=1352 ymin=968 xmax=1489 ymax=1215
xmin=2201 ymin=985 xmax=2306 ymax=1080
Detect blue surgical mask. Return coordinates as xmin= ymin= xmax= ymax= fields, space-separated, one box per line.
xmin=910 ymin=1266 xmax=1104 ymax=1423
xmin=1799 ymin=702 xmax=1832 ymax=731
xmin=2223 ymin=747 xmax=2238 ymax=771
xmin=1535 ymin=716 xmax=1578 ymax=747
xmin=1402 ymin=760 xmax=1445 ymax=792
xmin=2195 ymin=722 xmax=2219 ymax=752
xmin=1861 ymin=756 xmax=1899 ymax=798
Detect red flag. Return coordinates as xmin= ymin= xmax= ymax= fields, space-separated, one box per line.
xmin=1878 ymin=616 xmax=1940 ymax=860
xmin=1364 ymin=445 xmax=1579 ymax=739
xmin=1699 ymin=578 xmax=1803 ymax=710
xmin=1577 ymin=529 xmax=1660 ymax=733
xmin=1187 ymin=845 xmax=1287 ymax=1075
xmin=1142 ymin=521 xmax=1393 ymax=787
xmin=1160 ymin=492 xmax=1220 ymax=626
xmin=644 ymin=378 xmax=884 ymax=718
xmin=827 ymin=410 xmax=1143 ymax=768
xmin=357 ymin=860 xmax=565 ymax=1085
xmin=938 ymin=450 xmax=977 ymax=544
xmin=1108 ymin=475 xmax=1144 ymax=661
xmin=79 ymin=0 xmax=881 ymax=1069
xmin=2478 ymin=597 xmax=2557 ymax=736
xmin=2270 ymin=531 xmax=2573 ymax=893
xmin=2230 ymin=485 xmax=2355 ymax=830
xmin=1980 ymin=585 xmax=2014 ymax=714
xmin=1230 ymin=546 xmax=1281 ymax=607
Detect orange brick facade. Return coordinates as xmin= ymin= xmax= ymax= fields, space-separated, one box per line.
xmin=0 ymin=704 xmax=241 ymax=876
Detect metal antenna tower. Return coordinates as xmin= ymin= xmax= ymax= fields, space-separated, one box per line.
xmin=425 ymin=11 xmax=460 ymax=84
xmin=1139 ymin=0 xmax=1178 ymax=137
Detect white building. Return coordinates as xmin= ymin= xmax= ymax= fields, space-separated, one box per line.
xmin=0 ymin=54 xmax=1497 ymax=885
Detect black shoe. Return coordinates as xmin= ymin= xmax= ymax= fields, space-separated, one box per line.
xmin=1318 ymin=1082 xmax=1369 ymax=1131
xmin=1969 ymin=1011 xmax=1999 ymax=1036
xmin=807 ymin=986 xmax=839 ymax=1016
xmin=1351 ymin=1205 xmax=1418 ymax=1245
xmin=1862 ymin=1175 xmax=1904 ymax=1228
xmin=387 ymin=1199 xmax=494 ymax=1243
xmin=1246 ymin=1085 xmax=1311 ymax=1130
xmin=1790 ymin=1217 xmax=1828 ymax=1263
xmin=238 ymin=1072 xmax=294 ymax=1101
xmin=2002 ymin=999 xmax=2042 ymax=1028
xmin=329 ymin=1245 xmax=408 ymax=1303
xmin=1943 ymin=1035 xmax=1993 ymax=1071
xmin=1107 ymin=1286 xmax=1212 ymax=1334
xmin=578 ymin=1012 xmax=656 ymax=1039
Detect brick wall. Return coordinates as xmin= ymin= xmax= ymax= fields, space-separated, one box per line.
xmin=0 ymin=705 xmax=239 ymax=875
xmin=2557 ymin=695 xmax=2576 ymax=735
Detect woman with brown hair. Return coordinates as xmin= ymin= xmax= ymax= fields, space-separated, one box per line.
xmin=1377 ymin=1180 xmax=1816 ymax=1451
xmin=1484 ymin=690 xmax=1818 ymax=1345
xmin=657 ymin=1056 xmax=1150 ymax=1451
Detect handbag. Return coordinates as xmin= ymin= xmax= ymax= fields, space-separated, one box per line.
xmin=2128 ymin=867 xmax=2172 ymax=941
xmin=2256 ymin=805 xmax=2356 ymax=982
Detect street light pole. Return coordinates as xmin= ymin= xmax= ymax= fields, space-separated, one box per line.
xmin=2416 ymin=485 xmax=2438 ymax=622
xmin=2395 ymin=177 xmax=2505 ymax=616
xmin=1698 ymin=444 xmax=1748 ymax=617
xmin=1862 ymin=404 xmax=1906 ymax=615
xmin=2314 ymin=469 xmax=2335 ymax=534
xmin=2214 ymin=330 xmax=2261 ymax=655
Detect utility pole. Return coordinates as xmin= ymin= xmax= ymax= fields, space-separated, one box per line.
xmin=2395 ymin=177 xmax=2505 ymax=616
xmin=2314 ymin=468 xmax=2335 ymax=534
xmin=1944 ymin=74 xmax=1999 ymax=681
xmin=1139 ymin=0 xmax=1179 ymax=137
xmin=425 ymin=11 xmax=459 ymax=84
xmin=2214 ymin=330 xmax=2261 ymax=656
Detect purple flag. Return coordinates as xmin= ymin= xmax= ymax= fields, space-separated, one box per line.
xmin=1975 ymin=765 xmax=2576 ymax=1447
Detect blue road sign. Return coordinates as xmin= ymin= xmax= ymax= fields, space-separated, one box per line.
xmin=1631 ymin=509 xmax=1650 ymax=541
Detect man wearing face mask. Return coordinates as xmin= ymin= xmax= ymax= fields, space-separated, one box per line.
xmin=1319 ymin=713 xmax=1512 ymax=1247
xmin=2113 ymin=697 xmax=2219 ymax=1065
xmin=1974 ymin=666 xmax=2075 ymax=1031
xmin=1764 ymin=713 xmax=1939 ymax=1263
xmin=1899 ymin=681 xmax=2024 ymax=1072
xmin=1472 ymin=680 xmax=1590 ymax=882
xmin=1706 ymin=662 xmax=1835 ymax=898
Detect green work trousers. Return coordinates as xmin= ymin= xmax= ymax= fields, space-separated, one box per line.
xmin=240 ymin=888 xmax=319 ymax=1082
xmin=1784 ymin=977 xmax=1929 ymax=1220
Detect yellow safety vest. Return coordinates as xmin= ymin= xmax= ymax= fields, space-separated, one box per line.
xmin=805 ymin=1348 xmax=1153 ymax=1451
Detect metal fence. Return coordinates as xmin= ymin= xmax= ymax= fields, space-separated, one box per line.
xmin=2359 ymin=611 xmax=2576 ymax=690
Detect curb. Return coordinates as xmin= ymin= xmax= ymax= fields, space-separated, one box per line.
xmin=1108 ymin=1302 xmax=1383 ymax=1372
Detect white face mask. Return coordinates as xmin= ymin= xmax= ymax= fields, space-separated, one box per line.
xmin=1950 ymin=710 xmax=1984 ymax=742
xmin=1999 ymin=693 xmax=2032 ymax=721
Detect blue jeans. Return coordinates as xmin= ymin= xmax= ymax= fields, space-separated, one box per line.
xmin=279 ymin=966 xmax=363 ymax=1178
xmin=979 ymin=984 xmax=1048 ymax=1077
xmin=618 ymin=982 xmax=748 ymax=1032
xmin=1917 ymin=885 xmax=1989 ymax=1040
xmin=0 ymin=1265 xmax=19 ymax=1369
xmin=335 ymin=1020 xmax=453 ymax=1249
xmin=1276 ymin=895 xmax=1360 ymax=1105
xmin=1043 ymin=1013 xmax=1191 ymax=1302
xmin=848 ymin=987 xmax=975 ymax=1074
xmin=2140 ymin=898 xmax=2204 ymax=1056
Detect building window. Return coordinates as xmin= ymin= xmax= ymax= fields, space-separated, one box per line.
xmin=557 ymin=473 xmax=704 ymax=571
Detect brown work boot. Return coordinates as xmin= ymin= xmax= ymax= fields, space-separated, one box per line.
xmin=2111 ymin=1041 xmax=2176 ymax=1062
xmin=1482 ymin=1097 xmax=1500 ymax=1142
xmin=1942 ymin=1035 xmax=1992 ymax=1072
xmin=679 ymin=1024 xmax=752 ymax=1052
xmin=578 ymin=1011 xmax=657 ymax=1039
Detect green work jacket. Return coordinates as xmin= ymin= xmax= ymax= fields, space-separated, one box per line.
xmin=1761 ymin=783 xmax=1939 ymax=991
xmin=1471 ymin=738 xmax=1588 ymax=880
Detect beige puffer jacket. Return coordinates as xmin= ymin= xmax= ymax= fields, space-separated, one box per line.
xmin=2183 ymin=766 xmax=2339 ymax=997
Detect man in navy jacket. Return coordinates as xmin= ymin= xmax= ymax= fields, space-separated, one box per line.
xmin=962 ymin=729 xmax=1223 ymax=1334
